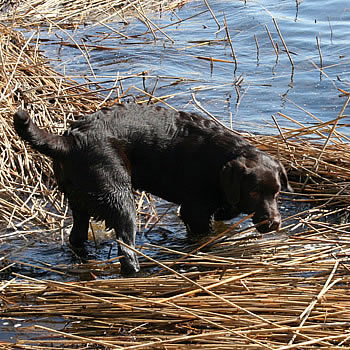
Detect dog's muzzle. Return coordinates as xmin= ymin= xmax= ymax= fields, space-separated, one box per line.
xmin=253 ymin=215 xmax=281 ymax=233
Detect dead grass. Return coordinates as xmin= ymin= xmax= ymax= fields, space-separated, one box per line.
xmin=2 ymin=227 xmax=350 ymax=348
xmin=1 ymin=3 xmax=350 ymax=349
xmin=0 ymin=0 xmax=188 ymax=31
xmin=0 ymin=0 xmax=190 ymax=27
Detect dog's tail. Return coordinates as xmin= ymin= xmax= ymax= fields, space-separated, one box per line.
xmin=13 ymin=109 xmax=71 ymax=159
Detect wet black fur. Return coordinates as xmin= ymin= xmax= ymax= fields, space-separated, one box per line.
xmin=14 ymin=103 xmax=291 ymax=275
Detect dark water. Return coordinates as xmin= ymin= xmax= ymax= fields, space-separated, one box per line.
xmin=2 ymin=0 xmax=350 ymax=341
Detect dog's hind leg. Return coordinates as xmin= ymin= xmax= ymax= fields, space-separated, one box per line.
xmin=67 ymin=183 xmax=139 ymax=275
xmin=69 ymin=208 xmax=90 ymax=247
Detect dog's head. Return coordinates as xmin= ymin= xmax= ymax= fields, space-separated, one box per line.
xmin=220 ymin=154 xmax=292 ymax=233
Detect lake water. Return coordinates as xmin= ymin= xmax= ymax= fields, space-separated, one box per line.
xmin=40 ymin=0 xmax=350 ymax=132
xmin=2 ymin=0 xmax=350 ymax=341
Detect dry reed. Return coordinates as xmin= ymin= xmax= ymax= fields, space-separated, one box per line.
xmin=1 ymin=2 xmax=350 ymax=349
xmin=247 ymin=102 xmax=350 ymax=205
xmin=0 ymin=0 xmax=191 ymax=27
xmin=2 ymin=223 xmax=350 ymax=349
xmin=0 ymin=24 xmax=111 ymax=233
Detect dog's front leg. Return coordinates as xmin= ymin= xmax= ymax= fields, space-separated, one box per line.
xmin=213 ymin=204 xmax=239 ymax=221
xmin=106 ymin=189 xmax=140 ymax=276
xmin=179 ymin=201 xmax=215 ymax=237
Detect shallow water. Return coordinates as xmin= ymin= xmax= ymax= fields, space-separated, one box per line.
xmin=2 ymin=0 xmax=350 ymax=341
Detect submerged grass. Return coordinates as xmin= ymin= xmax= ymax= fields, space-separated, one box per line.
xmin=1 ymin=1 xmax=350 ymax=348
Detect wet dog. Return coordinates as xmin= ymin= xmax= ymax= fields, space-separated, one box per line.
xmin=14 ymin=103 xmax=292 ymax=275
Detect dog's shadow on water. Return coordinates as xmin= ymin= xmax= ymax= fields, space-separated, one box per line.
xmin=0 ymin=219 xmax=202 ymax=282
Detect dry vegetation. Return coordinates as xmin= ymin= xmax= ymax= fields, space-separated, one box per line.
xmin=1 ymin=0 xmax=350 ymax=349
xmin=0 ymin=0 xmax=190 ymax=26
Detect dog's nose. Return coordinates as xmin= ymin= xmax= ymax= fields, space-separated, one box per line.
xmin=269 ymin=219 xmax=281 ymax=232
xmin=254 ymin=215 xmax=281 ymax=233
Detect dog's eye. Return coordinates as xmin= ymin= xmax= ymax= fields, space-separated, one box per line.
xmin=249 ymin=191 xmax=260 ymax=200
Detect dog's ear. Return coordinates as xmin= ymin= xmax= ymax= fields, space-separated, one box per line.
xmin=220 ymin=159 xmax=245 ymax=206
xmin=279 ymin=162 xmax=293 ymax=192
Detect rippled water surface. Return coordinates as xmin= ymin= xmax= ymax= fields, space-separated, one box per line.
xmin=41 ymin=0 xmax=350 ymax=131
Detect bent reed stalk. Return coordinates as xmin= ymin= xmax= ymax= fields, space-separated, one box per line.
xmin=1 ymin=6 xmax=350 ymax=348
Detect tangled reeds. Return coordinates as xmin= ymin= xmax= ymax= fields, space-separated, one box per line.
xmin=1 ymin=2 xmax=350 ymax=348
xmin=0 ymin=24 xmax=112 ymax=233
xmin=0 ymin=0 xmax=190 ymax=26
xmin=2 ymin=225 xmax=350 ymax=349
xmin=248 ymin=98 xmax=350 ymax=205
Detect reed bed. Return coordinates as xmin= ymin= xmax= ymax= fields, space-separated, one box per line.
xmin=246 ymin=101 xmax=350 ymax=206
xmin=2 ymin=222 xmax=350 ymax=349
xmin=0 ymin=0 xmax=190 ymax=27
xmin=0 ymin=24 xmax=112 ymax=233
xmin=1 ymin=5 xmax=350 ymax=349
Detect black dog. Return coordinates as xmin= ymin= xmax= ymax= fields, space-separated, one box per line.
xmin=14 ymin=103 xmax=292 ymax=275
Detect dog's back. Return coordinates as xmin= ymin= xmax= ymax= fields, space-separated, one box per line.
xmin=73 ymin=104 xmax=256 ymax=203
xmin=14 ymin=103 xmax=260 ymax=205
